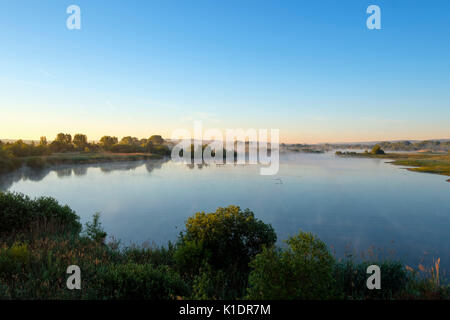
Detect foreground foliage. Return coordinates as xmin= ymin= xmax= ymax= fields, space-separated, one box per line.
xmin=175 ymin=205 xmax=277 ymax=299
xmin=0 ymin=192 xmax=448 ymax=300
xmin=247 ymin=232 xmax=338 ymax=299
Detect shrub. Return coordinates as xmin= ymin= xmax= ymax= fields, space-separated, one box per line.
xmin=32 ymin=196 xmax=82 ymax=235
xmin=247 ymin=231 xmax=339 ymax=299
xmin=191 ymin=264 xmax=229 ymax=300
xmin=84 ymin=212 xmax=107 ymax=243
xmin=0 ymin=192 xmax=81 ymax=235
xmin=174 ymin=240 xmax=208 ymax=277
xmin=175 ymin=205 xmax=276 ymax=299
xmin=94 ymin=263 xmax=189 ymax=299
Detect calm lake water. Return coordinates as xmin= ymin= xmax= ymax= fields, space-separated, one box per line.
xmin=1 ymin=152 xmax=449 ymax=270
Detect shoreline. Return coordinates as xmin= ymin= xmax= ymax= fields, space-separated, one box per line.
xmin=335 ymin=151 xmax=450 ymax=181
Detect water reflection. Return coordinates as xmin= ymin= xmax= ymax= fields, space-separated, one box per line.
xmin=0 ymin=158 xmax=169 ymax=191
xmin=73 ymin=167 xmax=88 ymax=176
xmin=186 ymin=163 xmax=208 ymax=170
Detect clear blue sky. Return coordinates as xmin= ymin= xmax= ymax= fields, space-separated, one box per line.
xmin=1 ymin=0 xmax=449 ymax=143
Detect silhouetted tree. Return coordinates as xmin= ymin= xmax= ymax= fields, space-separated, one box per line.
xmin=120 ymin=136 xmax=139 ymax=145
xmin=55 ymin=133 xmax=72 ymax=144
xmin=73 ymin=134 xmax=88 ymax=149
xmin=148 ymin=135 xmax=164 ymax=145
xmin=100 ymin=136 xmax=118 ymax=150
xmin=39 ymin=136 xmax=47 ymax=146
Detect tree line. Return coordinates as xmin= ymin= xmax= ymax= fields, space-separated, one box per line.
xmin=0 ymin=133 xmax=169 ymax=157
xmin=0 ymin=133 xmax=170 ymax=174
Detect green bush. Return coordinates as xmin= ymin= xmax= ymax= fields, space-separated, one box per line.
xmin=95 ymin=263 xmax=189 ymax=299
xmin=247 ymin=231 xmax=339 ymax=299
xmin=84 ymin=212 xmax=107 ymax=243
xmin=175 ymin=205 xmax=276 ymax=299
xmin=0 ymin=192 xmax=81 ymax=235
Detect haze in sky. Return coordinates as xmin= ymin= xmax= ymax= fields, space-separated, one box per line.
xmin=1 ymin=0 xmax=449 ymax=143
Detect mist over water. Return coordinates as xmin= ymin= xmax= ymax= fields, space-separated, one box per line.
xmin=1 ymin=152 xmax=449 ymax=270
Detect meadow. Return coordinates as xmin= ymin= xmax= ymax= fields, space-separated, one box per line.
xmin=336 ymin=147 xmax=450 ymax=181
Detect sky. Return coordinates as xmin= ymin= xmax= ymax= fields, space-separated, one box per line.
xmin=0 ymin=0 xmax=449 ymax=143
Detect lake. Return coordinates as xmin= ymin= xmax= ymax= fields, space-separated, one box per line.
xmin=1 ymin=152 xmax=449 ymax=270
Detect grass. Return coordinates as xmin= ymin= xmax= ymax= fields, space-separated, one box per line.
xmin=336 ymin=152 xmax=450 ymax=181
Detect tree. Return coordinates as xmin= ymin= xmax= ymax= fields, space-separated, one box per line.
xmin=73 ymin=134 xmax=88 ymax=149
xmin=175 ymin=205 xmax=276 ymax=299
xmin=120 ymin=136 xmax=139 ymax=145
xmin=371 ymin=144 xmax=385 ymax=155
xmin=84 ymin=212 xmax=107 ymax=243
xmin=148 ymin=135 xmax=164 ymax=145
xmin=39 ymin=137 xmax=47 ymax=146
xmin=50 ymin=133 xmax=74 ymax=152
xmin=99 ymin=136 xmax=118 ymax=150
xmin=55 ymin=133 xmax=72 ymax=144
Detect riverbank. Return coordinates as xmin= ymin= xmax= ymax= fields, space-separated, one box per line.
xmin=0 ymin=134 xmax=171 ymax=175
xmin=335 ymin=151 xmax=450 ymax=181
